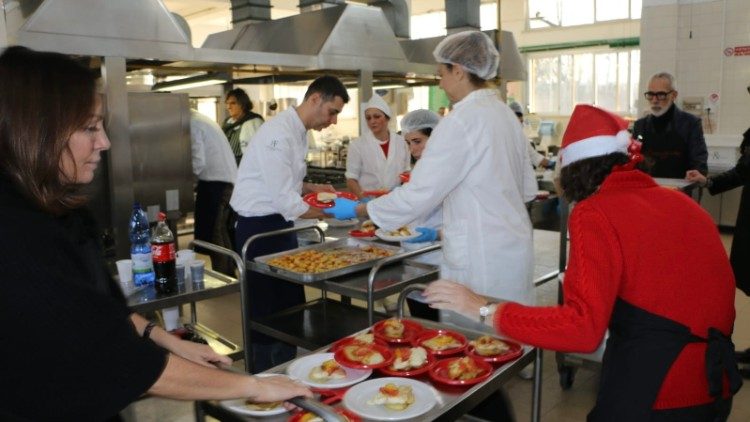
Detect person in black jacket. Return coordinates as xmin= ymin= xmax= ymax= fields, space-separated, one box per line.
xmin=633 ymin=72 xmax=708 ymax=178
xmin=0 ymin=46 xmax=310 ymax=421
xmin=687 ymin=127 xmax=750 ymax=377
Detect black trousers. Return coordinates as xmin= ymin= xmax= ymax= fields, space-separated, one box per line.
xmin=195 ymin=181 xmax=234 ymax=273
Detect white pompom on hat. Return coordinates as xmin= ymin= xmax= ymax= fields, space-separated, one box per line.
xmin=364 ymin=94 xmax=391 ymax=118
xmin=559 ymin=104 xmax=632 ymax=168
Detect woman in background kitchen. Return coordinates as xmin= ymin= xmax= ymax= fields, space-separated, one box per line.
xmin=0 ymin=46 xmax=311 ymax=420
xmin=223 ymin=87 xmax=264 ymax=165
xmin=345 ymin=93 xmax=411 ymax=199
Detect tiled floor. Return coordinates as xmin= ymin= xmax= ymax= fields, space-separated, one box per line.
xmin=127 ymin=231 xmax=750 ymax=421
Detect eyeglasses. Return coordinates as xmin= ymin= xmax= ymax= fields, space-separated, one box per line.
xmin=644 ymin=91 xmax=674 ymax=101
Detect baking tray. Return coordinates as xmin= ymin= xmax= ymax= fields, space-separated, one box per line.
xmin=252 ymin=238 xmax=402 ymax=283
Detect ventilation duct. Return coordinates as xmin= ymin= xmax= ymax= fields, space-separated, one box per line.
xmin=230 ymin=0 xmax=271 ymax=25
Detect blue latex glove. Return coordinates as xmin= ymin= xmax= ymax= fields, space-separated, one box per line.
xmin=404 ymin=227 xmax=438 ymax=243
xmin=360 ymin=196 xmax=373 ymax=204
xmin=323 ymin=198 xmax=359 ymax=220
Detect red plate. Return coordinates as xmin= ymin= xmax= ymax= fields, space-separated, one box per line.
xmin=413 ymin=329 xmax=468 ymax=356
xmin=330 ymin=335 xmax=388 ymax=353
xmin=334 ymin=343 xmax=394 ymax=369
xmin=303 ymin=191 xmax=358 ymax=209
xmin=361 ymin=190 xmax=389 ymax=198
xmin=288 ymin=408 xmax=361 ymax=422
xmin=399 ymin=172 xmax=411 ymax=184
xmin=372 ymin=319 xmax=424 ymax=344
xmin=429 ymin=356 xmax=493 ymax=387
xmin=377 ymin=348 xmax=436 ymax=377
xmin=466 ymin=338 xmax=524 ymax=365
xmin=349 ymin=229 xmax=376 ymax=238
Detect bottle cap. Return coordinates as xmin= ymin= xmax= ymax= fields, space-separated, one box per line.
xmin=158 ymin=212 xmax=167 ymax=221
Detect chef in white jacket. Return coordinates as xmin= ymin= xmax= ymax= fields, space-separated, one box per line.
xmin=345 ymin=94 xmax=411 ymax=198
xmin=326 ymin=31 xmax=538 ymax=308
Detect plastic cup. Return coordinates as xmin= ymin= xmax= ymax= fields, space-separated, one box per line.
xmin=176 ymin=263 xmax=186 ymax=285
xmin=190 ymin=260 xmax=205 ymax=287
xmin=162 ymin=307 xmax=181 ymax=331
xmin=115 ymin=259 xmax=133 ymax=294
xmin=177 ymin=249 xmax=195 ymax=262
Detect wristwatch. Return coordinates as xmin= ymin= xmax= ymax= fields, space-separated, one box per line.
xmin=479 ymin=302 xmax=497 ymax=323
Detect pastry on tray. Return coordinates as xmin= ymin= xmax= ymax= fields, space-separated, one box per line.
xmin=382 ymin=318 xmax=405 ymax=339
xmin=308 ymin=359 xmax=347 ymax=382
xmin=447 ymin=356 xmax=486 ymax=380
xmin=470 ymin=335 xmax=511 ymax=356
xmin=316 ymin=192 xmax=337 ymax=203
xmin=243 ymin=400 xmax=282 ymax=411
xmin=366 ymin=383 xmax=415 ymax=411
xmin=389 ymin=347 xmax=428 ymax=371
xmin=421 ymin=334 xmax=463 ymax=351
xmin=342 ymin=345 xmax=385 ymax=365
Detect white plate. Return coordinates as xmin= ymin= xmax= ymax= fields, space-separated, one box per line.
xmin=375 ymin=228 xmax=420 ymax=242
xmin=287 ymin=352 xmax=372 ymax=389
xmin=343 ymin=377 xmax=437 ymax=421
xmin=325 ymin=218 xmax=359 ymax=228
xmin=218 ymin=374 xmax=289 ymax=417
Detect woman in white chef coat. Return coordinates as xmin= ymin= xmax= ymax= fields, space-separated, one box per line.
xmin=327 ymin=31 xmax=538 ymax=309
xmin=345 ymin=94 xmax=411 ymax=199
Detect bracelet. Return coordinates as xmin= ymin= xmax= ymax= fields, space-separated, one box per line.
xmin=142 ymin=321 xmax=157 ymax=339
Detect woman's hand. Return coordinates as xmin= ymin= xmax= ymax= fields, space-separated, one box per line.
xmin=248 ymin=375 xmax=313 ymax=407
xmin=685 ymin=170 xmax=707 ymax=186
xmin=169 ymin=339 xmax=233 ymax=368
xmin=422 ymin=279 xmax=487 ymax=319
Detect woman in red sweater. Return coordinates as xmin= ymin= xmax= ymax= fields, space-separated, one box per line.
xmin=424 ymin=104 xmax=742 ymax=421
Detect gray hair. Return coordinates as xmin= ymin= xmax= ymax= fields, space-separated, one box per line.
xmin=650 ymin=72 xmax=677 ymax=91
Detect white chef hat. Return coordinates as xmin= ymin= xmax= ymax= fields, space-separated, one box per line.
xmin=433 ymin=31 xmax=500 ymax=80
xmin=364 ymin=94 xmax=391 ymax=118
xmin=400 ymin=109 xmax=441 ymax=135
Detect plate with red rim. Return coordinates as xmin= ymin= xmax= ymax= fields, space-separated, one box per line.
xmin=428 ymin=356 xmax=493 ymax=387
xmin=412 ymin=329 xmax=468 ymax=356
xmin=372 ymin=319 xmax=424 ymax=344
xmin=361 ymin=189 xmax=389 ymax=198
xmin=303 ymin=191 xmax=358 ymax=209
xmin=399 ymin=172 xmax=411 ymax=184
xmin=349 ymin=229 xmax=377 ymax=239
xmin=330 ymin=334 xmax=388 ymax=353
xmin=377 ymin=348 xmax=436 ymax=377
xmin=466 ymin=338 xmax=524 ymax=365
xmin=334 ymin=343 xmax=394 ymax=369
xmin=288 ymin=408 xmax=362 ymax=422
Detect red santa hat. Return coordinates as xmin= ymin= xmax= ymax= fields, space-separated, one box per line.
xmin=559 ymin=104 xmax=632 ymax=168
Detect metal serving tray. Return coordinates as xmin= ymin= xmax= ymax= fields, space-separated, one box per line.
xmin=252 ymin=238 xmax=403 ymax=283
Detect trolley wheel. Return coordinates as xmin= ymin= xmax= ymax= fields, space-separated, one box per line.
xmin=558 ymin=364 xmax=577 ymax=390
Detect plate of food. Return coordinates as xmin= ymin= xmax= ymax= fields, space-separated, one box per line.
xmin=343 ymin=377 xmax=436 ymax=421
xmin=303 ymin=191 xmax=358 ymax=209
xmin=288 ymin=408 xmax=362 ymax=422
xmin=350 ymin=220 xmax=377 ymax=239
xmin=428 ymin=356 xmax=493 ymax=387
xmin=466 ymin=335 xmax=524 ymax=365
xmin=413 ymin=329 xmax=467 ymax=356
xmin=375 ymin=227 xmax=419 ymax=242
xmin=378 ymin=346 xmax=434 ymax=377
xmin=399 ymin=172 xmax=410 ymax=184
xmin=325 ymin=218 xmax=359 ymax=228
xmin=219 ymin=374 xmax=289 ymax=416
xmin=372 ymin=318 xmax=424 ymax=344
xmin=287 ymin=353 xmax=372 ymax=389
xmin=334 ymin=343 xmax=393 ymax=370
xmin=330 ymin=332 xmax=388 ymax=353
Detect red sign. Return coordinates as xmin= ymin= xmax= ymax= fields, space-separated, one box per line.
xmin=726 ymin=45 xmax=750 ymax=56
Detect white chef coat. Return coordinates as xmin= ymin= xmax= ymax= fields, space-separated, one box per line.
xmin=190 ymin=110 xmax=238 ymax=183
xmin=527 ymin=141 xmax=546 ymax=168
xmin=367 ymin=89 xmax=538 ymax=305
xmin=345 ymin=130 xmax=411 ymax=191
xmin=230 ymin=108 xmax=309 ymax=221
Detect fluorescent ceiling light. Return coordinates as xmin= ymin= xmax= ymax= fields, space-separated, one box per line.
xmin=152 ymin=72 xmax=229 ymax=92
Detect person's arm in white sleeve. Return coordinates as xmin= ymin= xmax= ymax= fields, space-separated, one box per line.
xmin=239 ymin=118 xmax=263 ymax=155
xmin=345 ymin=140 xmax=365 ymax=198
xmin=190 ymin=122 xmax=206 ymax=178
xmin=254 ymin=136 xmax=309 ymax=221
xmin=527 ymin=142 xmax=545 ymax=168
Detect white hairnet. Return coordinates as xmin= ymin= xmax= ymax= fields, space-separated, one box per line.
xmin=364 ymin=94 xmax=391 ymax=118
xmin=509 ymin=102 xmax=523 ymax=115
xmin=400 ymin=109 xmax=441 ymax=135
xmin=432 ymin=31 xmax=500 ymax=80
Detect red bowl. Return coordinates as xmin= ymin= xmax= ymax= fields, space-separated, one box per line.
xmin=333 ymin=343 xmax=394 ymax=369
xmin=429 ymin=356 xmax=493 ymax=387
xmin=288 ymin=408 xmax=361 ymax=422
xmin=372 ymin=319 xmax=424 ymax=344
xmin=377 ymin=348 xmax=436 ymax=377
xmin=349 ymin=229 xmax=377 ymax=238
xmin=413 ymin=329 xmax=468 ymax=356
xmin=303 ymin=191 xmax=358 ymax=209
xmin=330 ymin=335 xmax=388 ymax=353
xmin=466 ymin=338 xmax=524 ymax=365
xmin=399 ymin=172 xmax=411 ymax=184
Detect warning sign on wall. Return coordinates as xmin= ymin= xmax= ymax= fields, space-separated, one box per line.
xmin=725 ymin=45 xmax=750 ymax=56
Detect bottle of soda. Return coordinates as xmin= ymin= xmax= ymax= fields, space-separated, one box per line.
xmin=151 ymin=212 xmax=177 ymax=295
xmin=128 ymin=203 xmax=155 ymax=286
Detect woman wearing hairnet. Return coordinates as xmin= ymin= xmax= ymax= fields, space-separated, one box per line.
xmin=345 ymin=94 xmax=411 ymax=199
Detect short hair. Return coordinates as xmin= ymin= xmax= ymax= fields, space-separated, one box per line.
xmin=0 ymin=46 xmax=97 ymax=214
xmin=650 ymin=72 xmax=677 ymax=91
xmin=226 ymin=88 xmax=253 ymax=115
xmin=304 ymin=75 xmax=350 ymax=103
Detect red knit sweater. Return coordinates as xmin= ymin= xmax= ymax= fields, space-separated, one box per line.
xmin=496 ymin=170 xmax=736 ymax=409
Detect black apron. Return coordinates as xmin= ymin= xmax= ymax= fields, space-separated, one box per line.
xmin=587 ymin=299 xmax=742 ymax=422
xmin=640 ymin=121 xmax=689 ymax=178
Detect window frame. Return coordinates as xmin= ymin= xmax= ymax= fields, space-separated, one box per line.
xmin=527 ymin=0 xmax=641 ymax=30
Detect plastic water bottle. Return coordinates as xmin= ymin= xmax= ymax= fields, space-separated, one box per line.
xmin=129 ymin=203 xmax=155 ymax=286
xmin=151 ymin=212 xmax=177 ymax=295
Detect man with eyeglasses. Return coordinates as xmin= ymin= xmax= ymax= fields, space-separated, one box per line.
xmin=632 ymin=72 xmax=708 ymax=179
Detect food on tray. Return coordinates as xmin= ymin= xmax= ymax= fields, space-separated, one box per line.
xmin=342 ymin=345 xmax=385 ymax=365
xmin=353 ymin=332 xmax=375 ymax=345
xmin=382 ymin=318 xmax=405 ymax=339
xmin=244 ymin=400 xmax=282 ymax=411
xmin=316 ymin=192 xmax=338 ymax=203
xmin=366 ymin=383 xmax=415 ymax=410
xmin=361 ymin=220 xmax=377 ymax=232
xmin=470 ymin=335 xmax=511 ymax=356
xmin=390 ymin=347 xmax=428 ymax=371
xmin=387 ymin=226 xmax=413 ymax=237
xmin=421 ymin=334 xmax=463 ymax=351
xmin=266 ymin=245 xmax=393 ymax=273
xmin=447 ymin=357 xmax=486 ymax=380
xmin=308 ymin=359 xmax=347 ymax=382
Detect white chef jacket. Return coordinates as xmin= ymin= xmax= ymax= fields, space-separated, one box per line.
xmin=527 ymin=141 xmax=546 ymax=168
xmin=230 ymin=108 xmax=309 ymax=221
xmin=190 ymin=111 xmax=237 ymax=183
xmin=345 ymin=130 xmax=411 ymax=191
xmin=367 ymin=89 xmax=537 ymax=305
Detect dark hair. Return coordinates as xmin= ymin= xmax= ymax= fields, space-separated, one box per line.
xmin=0 ymin=46 xmax=97 ymax=214
xmin=304 ymin=75 xmax=350 ymax=103
xmin=418 ymin=127 xmax=433 ymax=137
xmin=226 ymin=88 xmax=253 ymax=115
xmin=444 ymin=63 xmax=486 ymax=87
xmin=560 ymin=152 xmax=630 ymax=203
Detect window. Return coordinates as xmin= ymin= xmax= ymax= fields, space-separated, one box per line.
xmin=528 ymin=48 xmax=640 ymax=116
xmin=528 ymin=0 xmax=640 ymax=29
